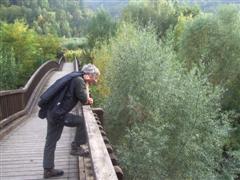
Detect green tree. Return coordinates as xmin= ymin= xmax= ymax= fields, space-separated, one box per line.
xmin=86 ymin=8 xmax=117 ymax=49
xmin=0 ymin=0 xmax=93 ymax=38
xmin=102 ymin=23 xmax=232 ymax=179
xmin=38 ymin=0 xmax=49 ymax=9
xmin=0 ymin=45 xmax=17 ymax=90
xmin=37 ymin=34 xmax=60 ymax=61
xmin=92 ymin=42 xmax=112 ymax=106
xmin=48 ymin=0 xmax=65 ymax=9
xmin=60 ymin=21 xmax=71 ymax=37
xmin=0 ymin=0 xmax=10 ymax=6
xmin=122 ymin=0 xmax=178 ymax=38
xmin=0 ymin=5 xmax=24 ymax=23
xmin=0 ymin=20 xmax=40 ymax=85
xmin=178 ymin=5 xmax=240 ymax=111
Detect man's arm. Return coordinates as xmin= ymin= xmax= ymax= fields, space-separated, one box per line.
xmin=74 ymin=77 xmax=88 ymax=104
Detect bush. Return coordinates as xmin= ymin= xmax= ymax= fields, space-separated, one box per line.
xmin=0 ymin=20 xmax=40 ymax=86
xmin=91 ymin=43 xmax=112 ymax=106
xmin=0 ymin=20 xmax=60 ymax=89
xmin=173 ymin=13 xmax=193 ymax=50
xmin=61 ymin=37 xmax=88 ymax=50
xmin=103 ymin=23 xmax=231 ymax=179
xmin=37 ymin=34 xmax=60 ymax=61
xmin=0 ymin=45 xmax=17 ymax=90
xmin=178 ymin=5 xmax=240 ymax=112
xmin=122 ymin=0 xmax=178 ymax=38
xmin=64 ymin=49 xmax=83 ymax=61
xmin=86 ymin=8 xmax=117 ymax=49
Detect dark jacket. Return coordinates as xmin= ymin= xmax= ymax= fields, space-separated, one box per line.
xmin=49 ymin=76 xmax=88 ymax=122
xmin=38 ymin=71 xmax=88 ymax=120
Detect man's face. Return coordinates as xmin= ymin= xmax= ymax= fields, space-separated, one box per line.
xmin=89 ymin=74 xmax=99 ymax=85
xmin=84 ymin=74 xmax=99 ymax=85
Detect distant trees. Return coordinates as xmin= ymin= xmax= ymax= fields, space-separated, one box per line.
xmin=86 ymin=9 xmax=117 ymax=49
xmin=0 ymin=5 xmax=26 ymax=23
xmin=62 ymin=37 xmax=88 ymax=50
xmin=64 ymin=49 xmax=83 ymax=61
xmin=0 ymin=0 xmax=118 ymax=89
xmin=37 ymin=34 xmax=60 ymax=61
xmin=0 ymin=0 xmax=89 ymax=37
xmin=0 ymin=20 xmax=60 ymax=89
xmin=1 ymin=20 xmax=40 ymax=85
xmin=0 ymin=45 xmax=17 ymax=90
xmin=122 ymin=0 xmax=199 ymax=39
xmin=122 ymin=0 xmax=177 ymax=38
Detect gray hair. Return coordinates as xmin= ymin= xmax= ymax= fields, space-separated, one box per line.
xmin=81 ymin=64 xmax=100 ymax=76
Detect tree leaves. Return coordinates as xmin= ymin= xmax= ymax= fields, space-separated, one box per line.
xmin=99 ymin=23 xmax=231 ymax=180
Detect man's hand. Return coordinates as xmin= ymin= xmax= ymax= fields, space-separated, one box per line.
xmin=86 ymin=97 xmax=93 ymax=105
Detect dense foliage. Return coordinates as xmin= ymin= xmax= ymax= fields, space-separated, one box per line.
xmin=122 ymin=0 xmax=199 ymax=39
xmin=0 ymin=45 xmax=17 ymax=90
xmin=86 ymin=9 xmax=117 ymax=49
xmin=100 ymin=24 xmax=232 ymax=179
xmin=0 ymin=0 xmax=89 ymax=37
xmin=61 ymin=37 xmax=88 ymax=50
xmin=178 ymin=5 xmax=240 ymax=112
xmin=64 ymin=49 xmax=83 ymax=61
xmin=92 ymin=2 xmax=240 ymax=179
xmin=92 ymin=43 xmax=112 ymax=106
xmin=0 ymin=1 xmax=118 ymax=90
xmin=0 ymin=20 xmax=60 ymax=89
xmin=122 ymin=0 xmax=177 ymax=38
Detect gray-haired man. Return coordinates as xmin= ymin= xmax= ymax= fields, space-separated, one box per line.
xmin=43 ymin=64 xmax=100 ymax=178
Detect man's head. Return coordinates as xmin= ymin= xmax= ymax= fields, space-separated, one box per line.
xmin=81 ymin=64 xmax=100 ymax=85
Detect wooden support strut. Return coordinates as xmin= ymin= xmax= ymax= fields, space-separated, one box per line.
xmin=92 ymin=108 xmax=104 ymax=125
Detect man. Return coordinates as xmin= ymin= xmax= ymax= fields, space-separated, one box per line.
xmin=43 ymin=64 xmax=100 ymax=179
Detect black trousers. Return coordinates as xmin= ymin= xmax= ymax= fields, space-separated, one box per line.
xmin=43 ymin=112 xmax=87 ymax=169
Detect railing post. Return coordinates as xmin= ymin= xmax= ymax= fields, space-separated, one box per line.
xmin=0 ymin=106 xmax=2 ymax=121
xmin=21 ymin=92 xmax=25 ymax=109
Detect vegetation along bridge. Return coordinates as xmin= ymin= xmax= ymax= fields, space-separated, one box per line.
xmin=0 ymin=57 xmax=123 ymax=180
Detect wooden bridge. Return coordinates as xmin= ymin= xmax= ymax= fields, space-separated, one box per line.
xmin=0 ymin=57 xmax=123 ymax=180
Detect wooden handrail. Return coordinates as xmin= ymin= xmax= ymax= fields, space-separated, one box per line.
xmin=82 ymin=106 xmax=118 ymax=180
xmin=0 ymin=57 xmax=65 ymax=124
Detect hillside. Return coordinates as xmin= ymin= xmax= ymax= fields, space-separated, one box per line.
xmin=181 ymin=0 xmax=240 ymax=11
xmin=84 ymin=0 xmax=128 ymax=16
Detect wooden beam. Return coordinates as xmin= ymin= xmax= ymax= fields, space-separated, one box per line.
xmin=82 ymin=105 xmax=118 ymax=180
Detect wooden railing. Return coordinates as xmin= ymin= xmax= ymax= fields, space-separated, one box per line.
xmin=0 ymin=57 xmax=65 ymax=128
xmin=73 ymin=58 xmax=123 ymax=180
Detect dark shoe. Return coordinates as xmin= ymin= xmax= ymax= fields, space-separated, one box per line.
xmin=70 ymin=146 xmax=89 ymax=157
xmin=44 ymin=168 xmax=64 ymax=178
